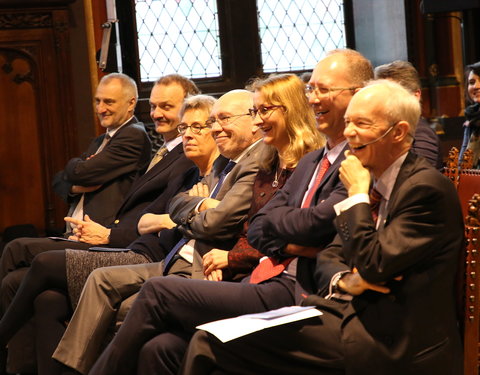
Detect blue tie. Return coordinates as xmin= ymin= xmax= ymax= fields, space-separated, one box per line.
xmin=209 ymin=160 xmax=236 ymax=199
xmin=163 ymin=160 xmax=236 ymax=274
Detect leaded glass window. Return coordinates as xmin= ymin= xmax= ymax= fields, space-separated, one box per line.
xmin=133 ymin=0 xmax=346 ymax=83
xmin=135 ymin=0 xmax=221 ymax=82
xmin=258 ymin=0 xmax=347 ymax=72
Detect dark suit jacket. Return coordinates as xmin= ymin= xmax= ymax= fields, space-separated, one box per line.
xmin=52 ymin=117 xmax=151 ymax=226
xmin=248 ymin=145 xmax=348 ymax=303
xmin=107 ymin=142 xmax=194 ymax=247
xmin=168 ymin=142 xmax=264 ymax=279
xmin=313 ymin=152 xmax=463 ymax=374
xmin=412 ymin=117 xmax=443 ymax=170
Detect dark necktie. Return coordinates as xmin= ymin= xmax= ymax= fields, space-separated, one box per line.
xmin=249 ymin=156 xmax=330 ymax=284
xmin=369 ymin=188 xmax=383 ymax=223
xmin=162 ymin=160 xmax=236 ymax=275
xmin=209 ymin=160 xmax=236 ymax=198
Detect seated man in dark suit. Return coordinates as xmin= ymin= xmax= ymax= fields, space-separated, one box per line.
xmin=182 ymin=79 xmax=464 ymax=375
xmin=374 ymin=60 xmax=443 ymax=169
xmin=85 ymin=48 xmax=372 ymax=375
xmin=52 ymin=73 xmax=151 ymax=229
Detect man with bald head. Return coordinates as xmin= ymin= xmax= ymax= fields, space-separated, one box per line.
xmin=182 ymin=80 xmax=463 ymax=375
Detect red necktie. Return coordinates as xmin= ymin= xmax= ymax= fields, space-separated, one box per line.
xmin=249 ymin=156 xmax=330 ymax=284
xmin=369 ymin=188 xmax=382 ymax=223
xmin=302 ymin=156 xmax=331 ymax=208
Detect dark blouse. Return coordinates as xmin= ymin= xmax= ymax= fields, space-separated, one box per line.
xmin=225 ymin=167 xmax=293 ymax=279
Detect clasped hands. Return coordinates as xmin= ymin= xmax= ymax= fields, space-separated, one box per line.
xmin=338 ymin=267 xmax=403 ymax=296
xmin=202 ymin=249 xmax=228 ymax=282
xmin=65 ymin=214 xmax=111 ymax=244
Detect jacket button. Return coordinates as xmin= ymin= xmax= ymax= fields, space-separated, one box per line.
xmin=114 ymin=219 xmax=120 ymax=224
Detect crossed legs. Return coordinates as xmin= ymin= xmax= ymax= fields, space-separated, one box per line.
xmin=88 ymin=276 xmax=296 ymax=375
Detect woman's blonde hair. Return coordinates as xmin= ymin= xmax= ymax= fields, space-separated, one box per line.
xmin=249 ymin=73 xmax=325 ymax=171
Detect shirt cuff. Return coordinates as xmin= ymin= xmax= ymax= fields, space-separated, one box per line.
xmin=193 ymin=198 xmax=207 ymax=214
xmin=325 ymin=271 xmax=353 ymax=301
xmin=334 ymin=193 xmax=369 ymax=216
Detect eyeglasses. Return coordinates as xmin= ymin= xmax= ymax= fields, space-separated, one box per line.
xmin=177 ymin=122 xmax=211 ymax=135
xmin=305 ymin=85 xmax=357 ymax=98
xmin=205 ymin=113 xmax=250 ymax=127
xmin=248 ymin=105 xmax=285 ymax=119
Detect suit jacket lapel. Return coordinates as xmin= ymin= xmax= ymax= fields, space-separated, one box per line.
xmin=292 ymin=149 xmax=325 ymax=208
xmin=133 ymin=143 xmax=183 ymax=188
xmin=382 ymin=151 xmax=418 ymax=226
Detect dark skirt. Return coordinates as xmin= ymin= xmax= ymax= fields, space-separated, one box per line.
xmin=65 ymin=248 xmax=150 ymax=309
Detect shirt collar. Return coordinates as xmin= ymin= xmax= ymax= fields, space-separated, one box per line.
xmin=106 ymin=116 xmax=134 ymax=138
xmin=164 ymin=135 xmax=183 ymax=152
xmin=323 ymin=139 xmax=348 ymax=165
xmin=374 ymin=152 xmax=408 ymax=201
xmin=232 ymin=139 xmax=262 ymax=164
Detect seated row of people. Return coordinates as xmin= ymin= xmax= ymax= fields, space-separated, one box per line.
xmin=0 ymin=48 xmax=462 ymax=375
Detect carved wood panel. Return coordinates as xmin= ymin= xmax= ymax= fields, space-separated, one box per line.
xmin=0 ymin=7 xmax=77 ymax=234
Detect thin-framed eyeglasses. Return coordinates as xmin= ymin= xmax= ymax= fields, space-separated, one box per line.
xmin=248 ymin=105 xmax=285 ymax=119
xmin=205 ymin=113 xmax=250 ymax=127
xmin=305 ymin=85 xmax=357 ymax=98
xmin=177 ymin=122 xmax=211 ymax=135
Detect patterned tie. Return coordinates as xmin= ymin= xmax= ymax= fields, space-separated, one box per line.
xmin=96 ymin=133 xmax=111 ymax=154
xmin=146 ymin=145 xmax=168 ymax=172
xmin=66 ymin=133 xmax=112 ymax=233
xmin=369 ymin=188 xmax=383 ymax=223
xmin=250 ymin=156 xmax=330 ymax=284
xmin=302 ymin=156 xmax=331 ymax=208
xmin=162 ymin=160 xmax=237 ymax=275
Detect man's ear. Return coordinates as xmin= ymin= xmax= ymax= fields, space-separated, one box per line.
xmin=128 ymin=97 xmax=137 ymax=112
xmin=252 ymin=124 xmax=260 ymax=134
xmin=413 ymin=90 xmax=422 ymax=101
xmin=393 ymin=120 xmax=411 ymax=143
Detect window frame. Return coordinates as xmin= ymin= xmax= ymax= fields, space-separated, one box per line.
xmin=116 ymin=0 xmax=354 ymax=122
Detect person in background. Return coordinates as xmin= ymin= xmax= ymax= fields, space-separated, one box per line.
xmin=460 ymin=61 xmax=480 ymax=167
xmin=374 ymin=60 xmax=443 ymax=169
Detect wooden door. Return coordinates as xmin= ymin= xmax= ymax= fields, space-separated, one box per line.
xmin=0 ymin=7 xmax=77 ymax=234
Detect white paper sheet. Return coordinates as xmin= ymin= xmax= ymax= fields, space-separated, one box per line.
xmin=196 ymin=306 xmax=322 ymax=343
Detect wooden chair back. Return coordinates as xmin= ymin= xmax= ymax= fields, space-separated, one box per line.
xmin=444 ymin=147 xmax=480 ymax=375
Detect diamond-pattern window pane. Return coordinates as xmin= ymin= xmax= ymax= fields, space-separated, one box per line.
xmin=135 ymin=0 xmax=221 ymax=82
xmin=258 ymin=0 xmax=347 ymax=73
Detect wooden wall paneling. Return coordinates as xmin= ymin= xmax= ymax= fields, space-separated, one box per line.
xmin=0 ymin=6 xmax=76 ymax=234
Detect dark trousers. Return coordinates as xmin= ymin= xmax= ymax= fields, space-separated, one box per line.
xmin=181 ymin=313 xmax=345 ymax=375
xmin=89 ymin=276 xmax=296 ymax=375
